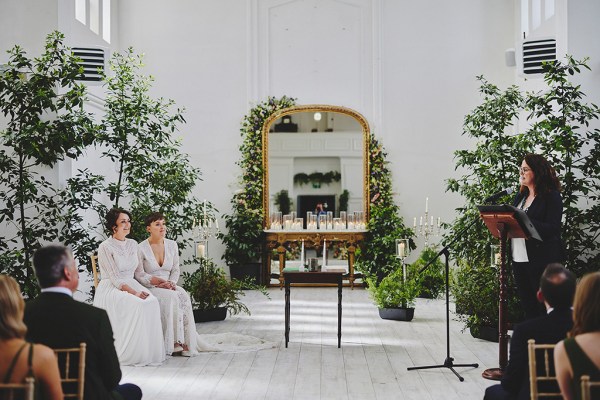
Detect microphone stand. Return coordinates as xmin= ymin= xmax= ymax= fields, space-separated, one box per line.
xmin=407 ymin=215 xmax=480 ymax=381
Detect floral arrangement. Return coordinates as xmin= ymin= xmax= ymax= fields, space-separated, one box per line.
xmin=220 ymin=96 xmax=296 ymax=266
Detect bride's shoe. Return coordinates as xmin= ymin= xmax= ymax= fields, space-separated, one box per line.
xmin=173 ymin=344 xmax=183 ymax=353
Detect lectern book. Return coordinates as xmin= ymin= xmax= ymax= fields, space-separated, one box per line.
xmin=477 ymin=204 xmax=542 ymax=242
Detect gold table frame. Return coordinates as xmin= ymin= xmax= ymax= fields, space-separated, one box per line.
xmin=264 ymin=230 xmax=367 ymax=288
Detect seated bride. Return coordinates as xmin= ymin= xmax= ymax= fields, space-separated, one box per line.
xmin=137 ymin=212 xmax=197 ymax=356
xmin=94 ymin=208 xmax=165 ymax=366
xmin=138 ymin=211 xmax=278 ymax=354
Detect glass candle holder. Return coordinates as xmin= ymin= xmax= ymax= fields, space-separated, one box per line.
xmin=347 ymin=214 xmax=355 ymax=230
xmin=395 ymin=238 xmax=410 ymax=259
xmin=326 ymin=211 xmax=333 ymax=230
xmin=333 ymin=217 xmax=342 ymax=230
xmin=293 ymin=217 xmax=303 ymax=230
xmin=283 ymin=214 xmax=292 ymax=230
xmin=196 ymin=240 xmax=208 ymax=259
xmin=308 ymin=214 xmax=317 ymax=230
xmin=318 ymin=214 xmax=326 ymax=229
xmin=339 ymin=211 xmax=347 ymax=228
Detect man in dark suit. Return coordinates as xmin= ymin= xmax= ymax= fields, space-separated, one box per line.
xmin=24 ymin=245 xmax=142 ymax=400
xmin=484 ymin=263 xmax=576 ymax=400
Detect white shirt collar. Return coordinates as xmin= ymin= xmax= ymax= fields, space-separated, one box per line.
xmin=41 ymin=287 xmax=73 ymax=297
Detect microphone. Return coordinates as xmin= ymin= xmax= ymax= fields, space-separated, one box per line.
xmin=484 ymin=188 xmax=514 ymax=204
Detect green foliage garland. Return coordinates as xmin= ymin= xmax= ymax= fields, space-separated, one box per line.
xmin=220 ymin=96 xmax=296 ymax=266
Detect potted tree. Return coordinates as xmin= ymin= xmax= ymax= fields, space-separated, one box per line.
xmin=452 ymin=259 xmax=523 ymax=342
xmin=181 ymin=258 xmax=269 ymax=322
xmin=274 ymin=189 xmax=292 ymax=215
xmin=366 ymin=266 xmax=421 ymax=321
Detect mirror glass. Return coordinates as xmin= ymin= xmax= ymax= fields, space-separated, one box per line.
xmin=263 ymin=105 xmax=369 ymax=229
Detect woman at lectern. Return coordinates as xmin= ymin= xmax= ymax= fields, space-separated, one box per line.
xmin=512 ymin=153 xmax=565 ymax=319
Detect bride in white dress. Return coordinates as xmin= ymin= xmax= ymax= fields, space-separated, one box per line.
xmin=137 ymin=212 xmax=197 ymax=356
xmin=137 ymin=212 xmax=277 ymax=355
xmin=93 ymin=209 xmax=166 ymax=366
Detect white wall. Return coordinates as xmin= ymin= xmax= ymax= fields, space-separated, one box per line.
xmin=2 ymin=0 xmax=599 ymax=267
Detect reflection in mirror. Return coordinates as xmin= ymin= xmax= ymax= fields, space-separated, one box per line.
xmin=263 ymin=105 xmax=369 ymax=229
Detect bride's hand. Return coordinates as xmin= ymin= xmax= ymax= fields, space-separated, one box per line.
xmin=135 ymin=291 xmax=150 ymax=299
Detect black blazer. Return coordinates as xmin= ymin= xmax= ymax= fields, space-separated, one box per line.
xmin=512 ymin=189 xmax=564 ymax=265
xmin=500 ymin=308 xmax=573 ymax=400
xmin=24 ymin=292 xmax=122 ymax=400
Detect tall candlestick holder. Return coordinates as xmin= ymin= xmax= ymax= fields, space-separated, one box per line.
xmin=193 ymin=199 xmax=219 ymax=259
xmin=413 ymin=197 xmax=441 ymax=247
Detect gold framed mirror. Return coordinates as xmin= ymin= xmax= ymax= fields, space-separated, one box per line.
xmin=262 ymin=104 xmax=370 ymax=228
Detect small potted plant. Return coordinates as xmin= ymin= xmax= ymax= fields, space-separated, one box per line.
xmin=366 ymin=266 xmax=421 ymax=321
xmin=181 ymin=258 xmax=270 ymax=322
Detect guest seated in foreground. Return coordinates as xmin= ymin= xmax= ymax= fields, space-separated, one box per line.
xmin=554 ymin=271 xmax=600 ymax=400
xmin=94 ymin=208 xmax=165 ymax=366
xmin=24 ymin=245 xmax=142 ymax=400
xmin=137 ymin=212 xmax=197 ymax=356
xmin=0 ymin=275 xmax=63 ymax=400
xmin=484 ymin=263 xmax=576 ymax=400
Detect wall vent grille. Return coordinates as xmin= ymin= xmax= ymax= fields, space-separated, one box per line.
xmin=72 ymin=47 xmax=104 ymax=81
xmin=522 ymin=38 xmax=556 ymax=75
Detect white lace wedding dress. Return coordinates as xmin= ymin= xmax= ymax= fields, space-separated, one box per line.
xmin=138 ymin=238 xmax=277 ymax=354
xmin=94 ymin=237 xmax=166 ymax=366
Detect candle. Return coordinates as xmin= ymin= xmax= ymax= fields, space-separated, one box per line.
xmin=425 ymin=197 xmax=429 ymax=213
xmin=398 ymin=242 xmax=405 ymax=258
xmin=420 ymin=216 xmax=423 ymax=226
xmin=300 ymin=240 xmax=305 ymax=272
xmin=495 ymin=252 xmax=501 ymax=265
xmin=215 ymin=219 xmax=219 ymax=230
xmin=437 ymin=217 xmax=441 ymax=227
xmin=322 ymin=239 xmax=327 ymax=269
xmin=431 ymin=216 xmax=434 ymax=226
xmin=197 ymin=243 xmax=206 ymax=258
xmin=413 ymin=217 xmax=417 ymax=228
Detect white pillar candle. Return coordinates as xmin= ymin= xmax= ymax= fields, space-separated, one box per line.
xmin=413 ymin=217 xmax=416 ymax=228
xmin=322 ymin=239 xmax=327 ymax=269
xmin=425 ymin=197 xmax=429 ymax=213
xmin=437 ymin=217 xmax=441 ymax=227
xmin=398 ymin=242 xmax=405 ymax=258
xmin=197 ymin=243 xmax=206 ymax=258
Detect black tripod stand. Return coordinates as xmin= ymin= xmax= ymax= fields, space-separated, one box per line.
xmin=407 ymin=218 xmax=479 ymax=381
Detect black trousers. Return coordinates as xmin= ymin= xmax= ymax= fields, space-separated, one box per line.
xmin=512 ymin=261 xmax=546 ymax=320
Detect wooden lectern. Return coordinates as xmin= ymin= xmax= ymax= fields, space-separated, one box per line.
xmin=477 ymin=205 xmax=542 ymax=381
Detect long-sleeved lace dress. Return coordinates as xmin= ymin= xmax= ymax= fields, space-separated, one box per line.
xmin=93 ymin=237 xmax=166 ymax=366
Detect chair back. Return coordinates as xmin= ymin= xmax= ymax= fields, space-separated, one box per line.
xmin=528 ymin=339 xmax=562 ymax=399
xmin=91 ymin=254 xmax=100 ymax=288
xmin=53 ymin=342 xmax=86 ymax=400
xmin=581 ymin=375 xmax=600 ymax=400
xmin=0 ymin=377 xmax=34 ymax=400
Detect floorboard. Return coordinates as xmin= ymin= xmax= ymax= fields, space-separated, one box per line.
xmin=121 ymin=287 xmax=499 ymax=399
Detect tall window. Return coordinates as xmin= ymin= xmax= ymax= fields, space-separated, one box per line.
xmin=521 ymin=0 xmax=555 ymax=39
xmin=75 ymin=0 xmax=111 ymax=43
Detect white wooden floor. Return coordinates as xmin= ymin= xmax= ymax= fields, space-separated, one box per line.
xmin=121 ymin=287 xmax=499 ymax=400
